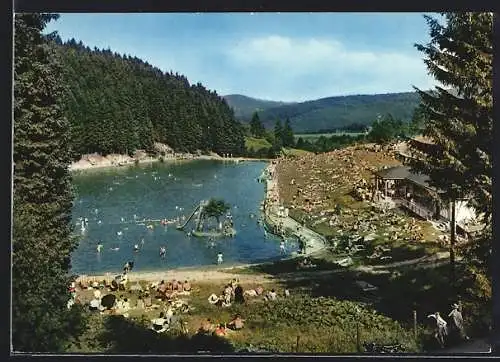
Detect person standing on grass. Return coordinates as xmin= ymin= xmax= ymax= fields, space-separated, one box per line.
xmin=449 ymin=303 xmax=469 ymax=341
xmin=428 ymin=312 xmax=448 ymax=348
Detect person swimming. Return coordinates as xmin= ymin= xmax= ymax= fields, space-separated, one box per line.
xmin=97 ymin=243 xmax=103 ymax=253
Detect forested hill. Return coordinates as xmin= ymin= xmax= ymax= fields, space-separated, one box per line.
xmin=254 ymin=92 xmax=421 ymax=133
xmin=51 ymin=37 xmax=246 ymax=160
xmin=223 ymin=94 xmax=294 ymax=120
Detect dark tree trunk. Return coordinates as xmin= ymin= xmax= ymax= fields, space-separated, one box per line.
xmin=450 ymin=200 xmax=456 ymax=292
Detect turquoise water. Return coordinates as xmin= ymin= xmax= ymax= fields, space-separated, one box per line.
xmin=70 ymin=160 xmax=297 ymax=274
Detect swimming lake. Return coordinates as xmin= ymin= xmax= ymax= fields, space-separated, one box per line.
xmin=70 ymin=159 xmax=298 ymax=274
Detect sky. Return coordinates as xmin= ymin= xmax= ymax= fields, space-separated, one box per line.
xmin=44 ymin=13 xmax=440 ymax=102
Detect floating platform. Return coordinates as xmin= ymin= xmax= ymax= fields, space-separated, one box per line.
xmin=191 ymin=228 xmax=236 ymax=238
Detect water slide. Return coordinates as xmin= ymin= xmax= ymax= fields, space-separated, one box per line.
xmin=176 ymin=205 xmax=201 ymax=230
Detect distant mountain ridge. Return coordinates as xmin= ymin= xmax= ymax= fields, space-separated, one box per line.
xmin=223 ymin=94 xmax=296 ymax=120
xmin=225 ymin=92 xmax=421 ymax=133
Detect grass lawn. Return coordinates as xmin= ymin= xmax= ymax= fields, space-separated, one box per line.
xmin=245 ymin=137 xmax=272 ymax=152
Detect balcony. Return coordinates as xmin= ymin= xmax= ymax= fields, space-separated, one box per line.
xmin=395 ymin=197 xmax=435 ymax=220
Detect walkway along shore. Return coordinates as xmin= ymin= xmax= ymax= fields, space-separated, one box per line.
xmin=261 ymin=160 xmax=328 ymax=257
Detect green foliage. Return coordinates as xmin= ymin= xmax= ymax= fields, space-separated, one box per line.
xmin=294 ymin=133 xmax=365 ymax=153
xmin=367 ymin=114 xmax=408 ymax=144
xmin=273 ymin=119 xmax=283 ymax=146
xmin=282 ymin=118 xmax=295 ymax=148
xmin=244 ymin=136 xmax=272 ymax=151
xmin=66 ymin=312 xmax=235 ymax=353
xmin=13 ymin=13 xmax=82 ymax=352
xmin=249 ymin=112 xmax=266 ymax=138
xmin=51 ymin=39 xmax=246 ymax=159
xmin=254 ymin=92 xmax=421 ymax=133
xmin=411 ymin=12 xmax=493 ymax=319
xmin=412 ymin=12 xmax=493 ymax=216
xmin=202 ymin=198 xmax=231 ymax=221
xmin=223 ymin=94 xmax=291 ymax=121
xmin=239 ymin=295 xmax=417 ymax=353
xmin=408 ymin=104 xmax=427 ymax=136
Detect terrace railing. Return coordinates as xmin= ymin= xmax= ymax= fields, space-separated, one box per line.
xmin=397 ymin=198 xmax=434 ymax=220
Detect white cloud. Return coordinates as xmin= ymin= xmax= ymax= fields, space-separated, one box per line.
xmin=225 ymin=35 xmax=438 ymax=101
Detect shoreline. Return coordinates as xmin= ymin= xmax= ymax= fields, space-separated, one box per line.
xmin=69 ymin=153 xmax=270 ymax=172
xmin=75 ymin=261 xmax=277 ymax=284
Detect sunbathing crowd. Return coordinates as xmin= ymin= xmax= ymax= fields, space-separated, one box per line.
xmin=70 ymin=275 xmax=291 ymax=340
xmin=69 ymin=275 xmax=196 ymax=320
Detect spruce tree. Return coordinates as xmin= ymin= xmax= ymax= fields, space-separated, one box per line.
xmin=249 ymin=111 xmax=265 ymax=137
xmin=282 ymin=118 xmax=295 ymax=147
xmin=13 ymin=13 xmax=82 ymax=351
xmin=411 ymin=12 xmax=492 ymax=296
xmin=274 ymin=118 xmax=283 ymax=146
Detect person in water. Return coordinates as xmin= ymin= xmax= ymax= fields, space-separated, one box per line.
xmin=217 ymin=252 xmax=223 ymax=265
xmin=134 ymin=244 xmax=139 ymax=252
xmin=159 ymin=246 xmax=166 ymax=258
xmin=97 ymin=243 xmax=103 ymax=253
xmin=280 ymin=240 xmax=286 ymax=254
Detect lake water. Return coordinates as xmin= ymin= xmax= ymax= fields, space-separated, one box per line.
xmin=70 ymin=160 xmax=297 ymax=274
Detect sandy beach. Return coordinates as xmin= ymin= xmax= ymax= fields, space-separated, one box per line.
xmin=77 ymin=263 xmax=275 ymax=284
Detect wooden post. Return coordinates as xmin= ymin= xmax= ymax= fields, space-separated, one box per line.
xmin=413 ymin=310 xmax=417 ymax=341
xmin=296 ymin=335 xmax=300 ymax=353
xmin=384 ymin=180 xmax=388 ymax=197
xmin=356 ymin=323 xmax=361 ymax=353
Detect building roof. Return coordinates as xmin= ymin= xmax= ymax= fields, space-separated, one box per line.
xmin=374 ymin=166 xmax=412 ymax=180
xmin=374 ymin=166 xmax=445 ymax=193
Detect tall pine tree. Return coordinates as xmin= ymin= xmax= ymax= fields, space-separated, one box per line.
xmin=282 ymin=118 xmax=295 ymax=148
xmin=411 ymin=13 xmax=492 ymax=299
xmin=273 ymin=118 xmax=283 ymax=147
xmin=249 ymin=111 xmax=265 ymax=137
xmin=13 ymin=13 xmax=82 ymax=351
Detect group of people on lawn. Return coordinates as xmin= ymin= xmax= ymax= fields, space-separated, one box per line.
xmin=428 ymin=302 xmax=470 ymax=348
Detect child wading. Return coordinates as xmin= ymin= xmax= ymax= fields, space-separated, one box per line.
xmin=217 ymin=252 xmax=223 ymax=265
